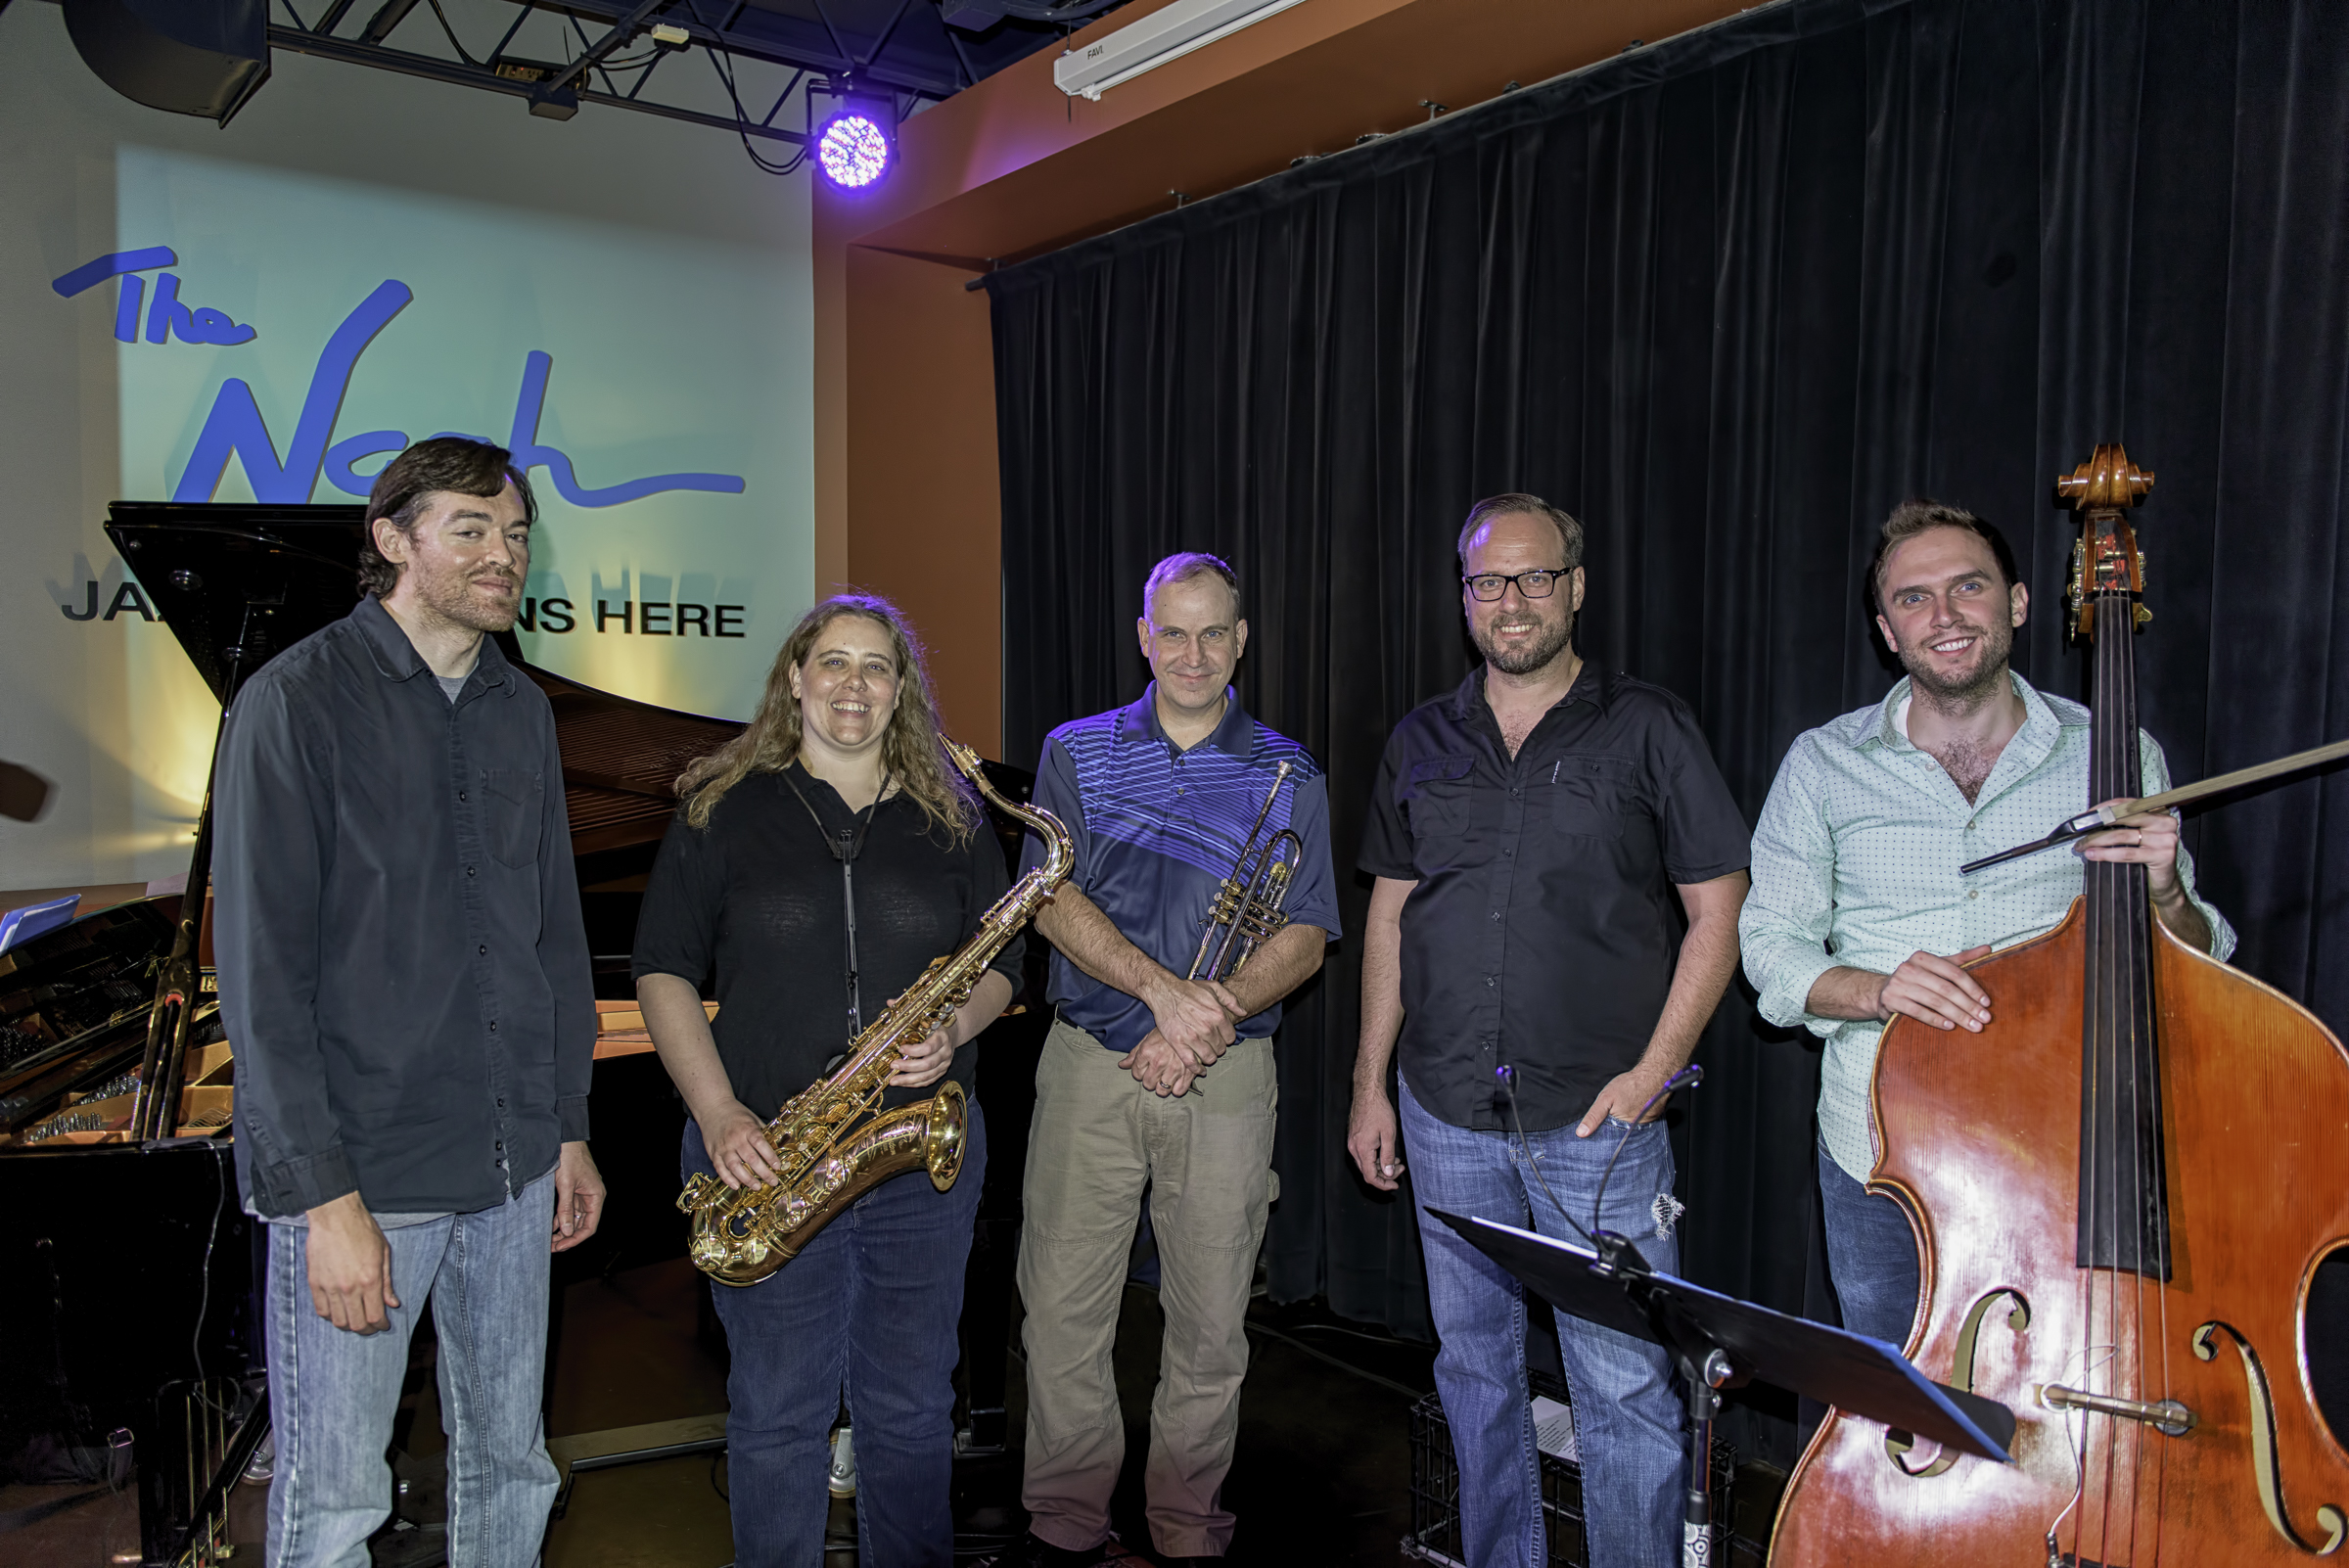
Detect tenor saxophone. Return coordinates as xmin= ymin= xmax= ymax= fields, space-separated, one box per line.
xmin=677 ymin=740 xmax=1073 ymax=1287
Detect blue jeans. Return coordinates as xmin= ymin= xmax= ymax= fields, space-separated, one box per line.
xmin=1402 ymin=1079 xmax=1683 ymax=1568
xmin=687 ymin=1103 xmax=985 ymax=1568
xmin=264 ymin=1169 xmax=559 ymax=1568
xmin=1815 ymin=1135 xmax=1922 ymax=1348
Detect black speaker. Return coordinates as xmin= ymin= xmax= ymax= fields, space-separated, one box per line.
xmin=63 ymin=0 xmax=270 ymax=126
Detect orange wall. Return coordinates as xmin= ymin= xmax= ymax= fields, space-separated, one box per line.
xmin=816 ymin=0 xmax=1747 ymax=754
xmin=839 ymin=247 xmax=1002 ymax=741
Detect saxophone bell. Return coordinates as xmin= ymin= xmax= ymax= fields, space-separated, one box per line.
xmin=1187 ymin=760 xmax=1306 ymax=983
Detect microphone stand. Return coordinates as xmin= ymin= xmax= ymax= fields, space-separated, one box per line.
xmin=1432 ymin=1210 xmax=2015 ymax=1568
xmin=1588 ymin=1228 xmax=1730 ymax=1568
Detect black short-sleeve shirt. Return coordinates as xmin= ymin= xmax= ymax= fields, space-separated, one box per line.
xmin=631 ymin=763 xmax=1018 ymax=1121
xmin=1359 ymin=666 xmax=1749 ymax=1131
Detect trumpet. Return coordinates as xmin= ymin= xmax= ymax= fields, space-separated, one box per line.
xmin=1186 ymin=761 xmax=1306 ymax=982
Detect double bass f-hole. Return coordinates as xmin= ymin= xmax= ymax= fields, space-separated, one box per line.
xmin=1889 ymin=1288 xmax=2034 ymax=1478
xmin=2191 ymin=1322 xmax=2347 ymax=1555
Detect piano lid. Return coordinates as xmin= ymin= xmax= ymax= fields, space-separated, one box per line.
xmin=530 ymin=662 xmax=741 ymax=858
xmin=106 ymin=502 xmax=369 ymax=705
xmin=109 ymin=501 xmax=745 ymax=864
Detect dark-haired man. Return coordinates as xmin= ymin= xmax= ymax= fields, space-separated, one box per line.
xmin=1740 ymin=499 xmax=2233 ymax=1347
xmin=1015 ymin=552 xmax=1340 ymax=1567
xmin=216 ymin=437 xmax=604 ymax=1567
xmin=1350 ymin=494 xmax=1752 ymax=1568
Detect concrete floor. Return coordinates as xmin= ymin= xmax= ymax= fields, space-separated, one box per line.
xmin=539 ymin=1259 xmax=1440 ymax=1567
xmin=6 ymin=1255 xmax=1779 ymax=1566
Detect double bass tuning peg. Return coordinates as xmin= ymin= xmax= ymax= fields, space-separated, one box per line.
xmin=2056 ymin=442 xmax=2155 ymax=511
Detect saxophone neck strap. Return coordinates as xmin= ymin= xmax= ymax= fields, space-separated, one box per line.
xmin=779 ymin=761 xmax=892 ymax=864
xmin=779 ymin=761 xmax=893 ymax=1044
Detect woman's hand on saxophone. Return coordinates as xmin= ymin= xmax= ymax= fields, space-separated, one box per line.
xmin=702 ymin=1100 xmax=785 ymax=1190
xmin=889 ymin=971 xmax=1013 ymax=1088
xmin=890 ymin=1029 xmax=956 ymax=1088
xmin=643 ymin=973 xmax=781 ymax=1189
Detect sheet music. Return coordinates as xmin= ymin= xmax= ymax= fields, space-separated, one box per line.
xmin=1530 ymin=1393 xmax=1578 ymax=1462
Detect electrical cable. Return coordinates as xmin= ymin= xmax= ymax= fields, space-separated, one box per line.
xmin=1587 ymin=1062 xmax=1702 ymax=1241
xmin=699 ymin=31 xmax=808 ymax=177
xmin=1495 ymin=1060 xmax=1701 ymax=1251
xmin=424 ymin=0 xmax=482 ymax=66
xmin=192 ymin=1138 xmax=233 ymax=1387
xmin=564 ymin=14 xmax=622 ymax=97
xmin=1242 ymin=1318 xmax=1428 ymax=1400
xmin=1090 ymin=1276 xmax=1430 ymax=1401
xmin=1497 ymin=1065 xmax=1597 ymax=1248
xmin=1278 ymin=1319 xmax=1426 ymax=1350
xmin=1249 ymin=1314 xmax=1428 ymax=1399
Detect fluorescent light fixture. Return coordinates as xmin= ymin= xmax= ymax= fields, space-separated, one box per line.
xmin=1053 ymin=0 xmax=1311 ymax=101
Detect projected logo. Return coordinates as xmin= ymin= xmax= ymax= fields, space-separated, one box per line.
xmin=51 ymin=247 xmax=750 ymax=508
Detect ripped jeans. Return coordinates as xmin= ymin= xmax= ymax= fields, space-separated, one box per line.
xmin=1401 ymin=1077 xmax=1684 ymax=1568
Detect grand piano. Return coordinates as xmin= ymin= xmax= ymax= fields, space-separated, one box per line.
xmin=0 ymin=502 xmax=1046 ymax=1563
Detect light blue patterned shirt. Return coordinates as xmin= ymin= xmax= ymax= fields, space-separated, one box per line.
xmin=1739 ymin=670 xmax=2234 ymax=1181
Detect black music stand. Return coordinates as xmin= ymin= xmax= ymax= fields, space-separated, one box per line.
xmin=1429 ymin=1210 xmax=2015 ymax=1568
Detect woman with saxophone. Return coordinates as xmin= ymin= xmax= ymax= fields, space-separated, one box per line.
xmin=633 ymin=594 xmax=1019 ymax=1567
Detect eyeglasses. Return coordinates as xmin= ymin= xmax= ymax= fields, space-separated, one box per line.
xmin=1461 ymin=569 xmax=1571 ymax=601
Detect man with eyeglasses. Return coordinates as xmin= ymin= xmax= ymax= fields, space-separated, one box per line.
xmin=1348 ymin=493 xmax=1751 ymax=1568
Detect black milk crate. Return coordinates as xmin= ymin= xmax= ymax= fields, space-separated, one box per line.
xmin=1403 ymin=1372 xmax=1746 ymax=1568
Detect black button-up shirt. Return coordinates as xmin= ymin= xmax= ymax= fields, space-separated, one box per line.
xmin=215 ymin=596 xmax=595 ymax=1218
xmin=1359 ymin=666 xmax=1749 ymax=1131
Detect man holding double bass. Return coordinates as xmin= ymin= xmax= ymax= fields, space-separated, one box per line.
xmin=1739 ymin=498 xmax=2234 ymax=1348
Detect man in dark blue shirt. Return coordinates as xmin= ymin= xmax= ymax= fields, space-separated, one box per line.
xmin=214 ymin=438 xmax=604 ymax=1568
xmin=1013 ymin=554 xmax=1340 ymax=1568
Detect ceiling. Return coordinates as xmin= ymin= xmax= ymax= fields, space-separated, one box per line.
xmin=250 ymin=0 xmax=1142 ymax=163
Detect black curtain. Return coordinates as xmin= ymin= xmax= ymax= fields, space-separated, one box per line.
xmin=987 ymin=0 xmax=2349 ymax=1463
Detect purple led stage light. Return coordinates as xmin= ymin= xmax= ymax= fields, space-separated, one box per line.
xmin=816 ymin=113 xmax=891 ymax=189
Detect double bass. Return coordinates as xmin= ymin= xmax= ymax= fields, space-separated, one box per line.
xmin=1772 ymin=445 xmax=2349 ymax=1564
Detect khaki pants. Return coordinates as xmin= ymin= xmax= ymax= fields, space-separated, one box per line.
xmin=1017 ymin=1018 xmax=1277 ymax=1558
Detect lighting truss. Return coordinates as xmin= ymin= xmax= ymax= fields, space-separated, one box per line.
xmin=263 ymin=0 xmax=1007 ymax=162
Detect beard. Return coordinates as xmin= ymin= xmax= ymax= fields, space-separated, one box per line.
xmin=1899 ymin=613 xmax=2014 ymax=707
xmin=1472 ymin=607 xmax=1576 ymax=675
xmin=409 ymin=560 xmax=523 ymax=633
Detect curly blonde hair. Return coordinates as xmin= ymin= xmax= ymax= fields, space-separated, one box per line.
xmin=675 ymin=594 xmax=978 ymax=841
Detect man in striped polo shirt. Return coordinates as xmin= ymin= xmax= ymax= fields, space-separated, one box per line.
xmin=1013 ymin=553 xmax=1341 ymax=1568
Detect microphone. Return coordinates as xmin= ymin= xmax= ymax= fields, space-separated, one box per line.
xmin=1589 ymin=1063 xmax=1702 ymax=1247
xmin=1497 ymin=1061 xmax=1605 ymax=1247
xmin=1496 ymin=1060 xmax=1703 ymax=1266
